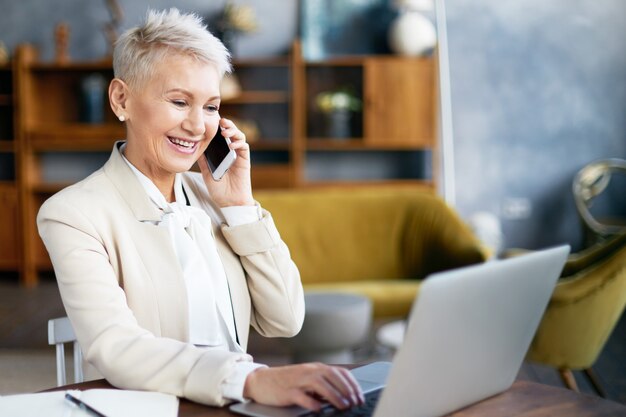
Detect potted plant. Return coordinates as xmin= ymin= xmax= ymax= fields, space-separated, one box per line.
xmin=315 ymin=88 xmax=362 ymax=138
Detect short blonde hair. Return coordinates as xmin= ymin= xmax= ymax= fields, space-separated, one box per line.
xmin=113 ymin=8 xmax=231 ymax=89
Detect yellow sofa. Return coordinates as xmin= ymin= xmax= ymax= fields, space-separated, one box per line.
xmin=256 ymin=187 xmax=487 ymax=317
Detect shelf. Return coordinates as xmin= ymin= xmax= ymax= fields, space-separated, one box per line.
xmin=306 ymin=139 xmax=430 ymax=151
xmin=251 ymin=164 xmax=292 ymax=189
xmin=29 ymin=123 xmax=124 ymax=151
xmin=31 ymin=182 xmax=70 ymax=194
xmin=302 ymin=179 xmax=434 ymax=189
xmin=250 ymin=141 xmax=290 ymax=151
xmin=222 ymin=91 xmax=289 ymax=104
xmin=305 ymin=54 xmax=432 ymax=67
xmin=30 ymin=59 xmax=113 ymax=72
xmin=232 ymin=56 xmax=290 ymax=67
xmin=0 ymin=141 xmax=14 ymax=152
xmin=31 ymin=168 xmax=295 ymax=193
xmin=305 ymin=56 xmax=366 ymax=66
xmin=28 ymin=126 xmax=289 ymax=152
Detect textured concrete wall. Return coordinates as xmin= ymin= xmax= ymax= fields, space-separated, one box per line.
xmin=446 ymin=0 xmax=626 ymax=250
xmin=1 ymin=0 xmax=624 ymax=250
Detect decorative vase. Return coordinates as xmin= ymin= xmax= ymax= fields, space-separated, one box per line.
xmin=79 ymin=73 xmax=106 ymax=124
xmin=388 ymin=6 xmax=436 ymax=56
xmin=326 ymin=110 xmax=352 ymax=139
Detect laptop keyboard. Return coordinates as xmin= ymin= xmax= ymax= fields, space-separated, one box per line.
xmin=300 ymin=389 xmax=382 ymax=417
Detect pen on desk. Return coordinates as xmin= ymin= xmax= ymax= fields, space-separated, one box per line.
xmin=65 ymin=392 xmax=108 ymax=417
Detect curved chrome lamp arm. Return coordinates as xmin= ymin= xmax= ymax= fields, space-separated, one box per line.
xmin=573 ymin=158 xmax=626 ymax=237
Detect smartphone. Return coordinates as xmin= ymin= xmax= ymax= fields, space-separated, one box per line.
xmin=204 ymin=128 xmax=237 ymax=181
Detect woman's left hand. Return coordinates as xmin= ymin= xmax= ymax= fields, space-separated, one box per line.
xmin=198 ymin=118 xmax=254 ymax=207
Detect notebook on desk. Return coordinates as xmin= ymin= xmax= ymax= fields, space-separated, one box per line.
xmin=230 ymin=245 xmax=570 ymax=417
xmin=0 ymin=388 xmax=178 ymax=417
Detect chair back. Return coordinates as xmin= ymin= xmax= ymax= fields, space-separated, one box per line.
xmin=48 ymin=316 xmax=83 ymax=386
xmin=527 ymin=233 xmax=626 ymax=369
xmin=573 ymin=158 xmax=626 ymax=243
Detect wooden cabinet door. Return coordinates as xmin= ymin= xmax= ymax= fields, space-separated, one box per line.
xmin=364 ymin=57 xmax=435 ymax=147
xmin=0 ymin=185 xmax=19 ymax=269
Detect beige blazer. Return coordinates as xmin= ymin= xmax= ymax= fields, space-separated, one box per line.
xmin=37 ymin=142 xmax=304 ymax=406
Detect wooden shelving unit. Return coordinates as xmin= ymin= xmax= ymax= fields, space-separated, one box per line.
xmin=306 ymin=139 xmax=429 ymax=150
xmin=300 ymin=178 xmax=434 ymax=189
xmin=9 ymin=41 xmax=437 ymax=286
xmin=0 ymin=141 xmax=14 ymax=152
xmin=0 ymin=63 xmax=20 ymax=273
xmin=223 ymin=91 xmax=289 ymax=104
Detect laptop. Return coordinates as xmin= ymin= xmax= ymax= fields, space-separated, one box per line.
xmin=230 ymin=245 xmax=570 ymax=417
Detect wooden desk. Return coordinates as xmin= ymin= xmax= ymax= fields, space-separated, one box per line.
xmin=50 ymin=379 xmax=626 ymax=416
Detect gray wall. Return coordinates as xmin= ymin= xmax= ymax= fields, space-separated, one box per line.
xmin=1 ymin=0 xmax=624 ymax=251
xmin=446 ymin=0 xmax=626 ymax=250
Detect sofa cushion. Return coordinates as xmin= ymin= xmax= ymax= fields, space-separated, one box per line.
xmin=256 ymin=187 xmax=485 ymax=287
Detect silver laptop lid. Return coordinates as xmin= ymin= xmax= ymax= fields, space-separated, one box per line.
xmin=374 ymin=245 xmax=570 ymax=417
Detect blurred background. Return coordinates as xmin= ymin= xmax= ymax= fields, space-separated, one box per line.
xmin=0 ymin=0 xmax=625 ymax=402
xmin=1 ymin=0 xmax=624 ymax=251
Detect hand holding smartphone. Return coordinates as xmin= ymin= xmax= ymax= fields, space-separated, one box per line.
xmin=204 ymin=126 xmax=237 ymax=181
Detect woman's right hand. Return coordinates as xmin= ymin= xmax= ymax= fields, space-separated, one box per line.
xmin=242 ymin=363 xmax=365 ymax=412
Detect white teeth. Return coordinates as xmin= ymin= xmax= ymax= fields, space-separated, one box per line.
xmin=170 ymin=137 xmax=194 ymax=148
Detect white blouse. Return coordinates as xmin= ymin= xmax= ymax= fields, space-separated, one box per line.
xmin=120 ymin=148 xmax=264 ymax=401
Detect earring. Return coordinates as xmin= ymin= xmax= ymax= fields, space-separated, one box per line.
xmin=118 ymin=115 xmax=126 ymax=122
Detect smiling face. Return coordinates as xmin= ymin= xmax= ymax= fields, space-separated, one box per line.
xmin=120 ymin=52 xmax=221 ymax=194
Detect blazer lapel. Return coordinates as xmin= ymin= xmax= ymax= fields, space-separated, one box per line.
xmin=103 ymin=141 xmax=162 ymax=222
xmin=103 ymin=141 xmax=190 ymax=341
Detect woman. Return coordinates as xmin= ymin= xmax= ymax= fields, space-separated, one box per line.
xmin=37 ymin=8 xmax=363 ymax=411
